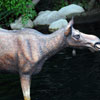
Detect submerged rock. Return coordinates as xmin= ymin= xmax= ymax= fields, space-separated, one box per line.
xmin=58 ymin=4 xmax=85 ymax=18
xmin=49 ymin=19 xmax=68 ymax=32
xmin=10 ymin=17 xmax=33 ymax=30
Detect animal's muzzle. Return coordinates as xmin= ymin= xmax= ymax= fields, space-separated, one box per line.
xmin=94 ymin=42 xmax=100 ymax=50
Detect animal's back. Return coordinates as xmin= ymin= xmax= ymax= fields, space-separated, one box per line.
xmin=0 ymin=28 xmax=44 ymax=73
xmin=0 ymin=28 xmax=44 ymax=56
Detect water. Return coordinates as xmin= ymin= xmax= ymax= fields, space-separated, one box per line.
xmin=0 ymin=22 xmax=100 ymax=100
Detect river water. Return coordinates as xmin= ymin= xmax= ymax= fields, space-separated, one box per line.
xmin=0 ymin=22 xmax=100 ymax=100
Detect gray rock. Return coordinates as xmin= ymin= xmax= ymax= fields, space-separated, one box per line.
xmin=33 ymin=10 xmax=65 ymax=26
xmin=10 ymin=17 xmax=33 ymax=30
xmin=32 ymin=0 xmax=40 ymax=5
xmin=33 ymin=4 xmax=85 ymax=26
xmin=38 ymin=10 xmax=51 ymax=16
xmin=58 ymin=4 xmax=85 ymax=18
xmin=49 ymin=19 xmax=68 ymax=32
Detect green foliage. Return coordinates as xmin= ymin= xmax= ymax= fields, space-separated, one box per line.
xmin=73 ymin=0 xmax=88 ymax=10
xmin=0 ymin=0 xmax=37 ymax=28
xmin=53 ymin=0 xmax=68 ymax=10
xmin=53 ymin=0 xmax=88 ymax=10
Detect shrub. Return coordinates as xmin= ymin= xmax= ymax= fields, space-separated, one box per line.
xmin=53 ymin=0 xmax=68 ymax=10
xmin=53 ymin=0 xmax=88 ymax=10
xmin=0 ymin=0 xmax=37 ymax=28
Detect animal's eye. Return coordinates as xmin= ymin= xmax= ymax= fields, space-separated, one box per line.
xmin=73 ymin=34 xmax=80 ymax=40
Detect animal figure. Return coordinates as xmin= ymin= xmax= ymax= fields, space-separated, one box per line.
xmin=0 ymin=19 xmax=100 ymax=100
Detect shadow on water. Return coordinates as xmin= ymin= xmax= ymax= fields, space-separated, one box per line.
xmin=0 ymin=22 xmax=100 ymax=100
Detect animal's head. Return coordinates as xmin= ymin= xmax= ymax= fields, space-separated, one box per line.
xmin=64 ymin=18 xmax=100 ymax=51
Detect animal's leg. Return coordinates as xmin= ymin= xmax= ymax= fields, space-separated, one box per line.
xmin=20 ymin=75 xmax=31 ymax=100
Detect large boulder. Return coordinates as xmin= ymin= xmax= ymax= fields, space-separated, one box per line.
xmin=33 ymin=4 xmax=85 ymax=26
xmin=33 ymin=10 xmax=65 ymax=26
xmin=32 ymin=0 xmax=40 ymax=5
xmin=38 ymin=10 xmax=51 ymax=16
xmin=58 ymin=4 xmax=85 ymax=18
xmin=10 ymin=17 xmax=33 ymax=30
xmin=49 ymin=19 xmax=68 ymax=32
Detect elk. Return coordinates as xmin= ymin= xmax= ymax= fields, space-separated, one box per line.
xmin=0 ymin=18 xmax=100 ymax=100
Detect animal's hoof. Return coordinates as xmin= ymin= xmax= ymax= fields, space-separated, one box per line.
xmin=24 ymin=96 xmax=31 ymax=100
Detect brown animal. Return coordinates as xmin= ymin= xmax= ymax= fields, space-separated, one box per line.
xmin=0 ymin=19 xmax=100 ymax=100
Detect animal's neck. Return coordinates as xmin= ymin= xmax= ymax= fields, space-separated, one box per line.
xmin=40 ymin=29 xmax=66 ymax=58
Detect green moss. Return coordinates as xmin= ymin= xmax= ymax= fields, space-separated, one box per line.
xmin=0 ymin=0 xmax=37 ymax=28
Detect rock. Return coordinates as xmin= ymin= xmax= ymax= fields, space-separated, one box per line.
xmin=49 ymin=19 xmax=68 ymax=32
xmin=33 ymin=4 xmax=84 ymax=26
xmin=32 ymin=0 xmax=40 ymax=5
xmin=0 ymin=28 xmax=9 ymax=32
xmin=58 ymin=4 xmax=85 ymax=18
xmin=33 ymin=10 xmax=65 ymax=26
xmin=10 ymin=17 xmax=33 ymax=30
xmin=38 ymin=10 xmax=51 ymax=16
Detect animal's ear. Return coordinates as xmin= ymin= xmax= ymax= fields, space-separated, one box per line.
xmin=64 ymin=17 xmax=74 ymax=36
